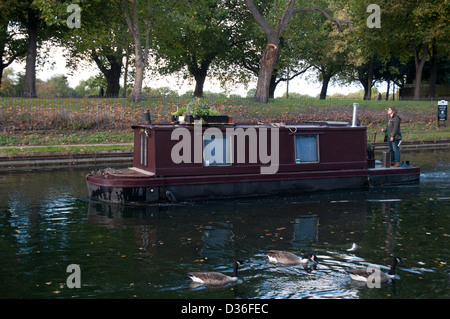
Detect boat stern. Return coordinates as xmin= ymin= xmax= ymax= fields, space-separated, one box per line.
xmin=86 ymin=168 xmax=160 ymax=204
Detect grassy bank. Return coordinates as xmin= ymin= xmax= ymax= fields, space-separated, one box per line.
xmin=0 ymin=96 xmax=441 ymax=129
xmin=0 ymin=144 xmax=133 ymax=156
xmin=1 ymin=97 xmax=448 ymax=156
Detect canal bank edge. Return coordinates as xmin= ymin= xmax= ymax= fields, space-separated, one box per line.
xmin=0 ymin=139 xmax=449 ymax=169
xmin=0 ymin=147 xmax=133 ymax=170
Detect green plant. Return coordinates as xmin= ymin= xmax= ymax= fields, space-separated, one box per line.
xmin=366 ymin=142 xmax=375 ymax=160
xmin=172 ymin=98 xmax=220 ymax=117
xmin=172 ymin=106 xmax=187 ymax=116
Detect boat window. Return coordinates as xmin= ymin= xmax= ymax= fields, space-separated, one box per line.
xmin=140 ymin=132 xmax=148 ymax=167
xmin=203 ymin=134 xmax=232 ymax=166
xmin=295 ymin=135 xmax=319 ymax=163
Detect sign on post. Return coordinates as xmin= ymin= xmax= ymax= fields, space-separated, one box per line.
xmin=438 ymin=100 xmax=447 ymax=127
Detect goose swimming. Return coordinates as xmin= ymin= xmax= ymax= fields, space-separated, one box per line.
xmin=347 ymin=257 xmax=404 ymax=283
xmin=266 ymin=250 xmax=318 ymax=265
xmin=188 ymin=260 xmax=244 ymax=286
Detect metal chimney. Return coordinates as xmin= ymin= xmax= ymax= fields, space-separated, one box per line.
xmin=352 ymin=103 xmax=359 ymax=127
xmin=144 ymin=110 xmax=151 ymax=124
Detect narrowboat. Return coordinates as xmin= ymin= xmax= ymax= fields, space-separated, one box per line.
xmin=86 ymin=107 xmax=420 ymax=204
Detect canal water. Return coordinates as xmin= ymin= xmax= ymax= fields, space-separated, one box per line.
xmin=0 ymin=150 xmax=448 ymax=299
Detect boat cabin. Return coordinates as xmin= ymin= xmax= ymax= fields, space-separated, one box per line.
xmin=131 ymin=122 xmax=369 ymax=177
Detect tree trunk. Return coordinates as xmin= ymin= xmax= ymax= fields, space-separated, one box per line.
xmin=269 ymin=75 xmax=277 ymax=99
xmin=413 ymin=43 xmax=428 ymax=100
xmin=428 ymin=40 xmax=437 ymax=100
xmin=193 ymin=73 xmax=207 ymax=98
xmin=358 ymin=71 xmax=369 ymax=101
xmin=254 ymin=43 xmax=278 ymax=103
xmin=132 ymin=58 xmax=145 ymax=103
xmin=319 ymin=73 xmax=331 ymax=100
xmin=104 ymin=62 xmax=122 ymax=97
xmin=245 ymin=0 xmax=351 ymax=104
xmin=285 ymin=66 xmax=289 ymax=99
xmin=364 ymin=57 xmax=374 ymax=100
xmin=92 ymin=51 xmax=122 ymax=97
xmin=122 ymin=44 xmax=130 ymax=97
xmin=24 ymin=10 xmax=38 ymax=98
xmin=122 ymin=0 xmax=151 ymax=103
xmin=189 ymin=58 xmax=211 ymax=98
xmin=385 ymin=81 xmax=390 ymax=100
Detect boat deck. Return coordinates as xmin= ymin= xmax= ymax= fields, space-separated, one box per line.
xmin=106 ymin=167 xmax=155 ymax=178
xmin=369 ymin=160 xmax=415 ymax=171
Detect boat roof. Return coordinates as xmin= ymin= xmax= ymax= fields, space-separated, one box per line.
xmin=132 ymin=121 xmax=360 ymax=130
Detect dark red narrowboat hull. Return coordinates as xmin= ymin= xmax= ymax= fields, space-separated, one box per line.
xmin=86 ymin=122 xmax=420 ymax=204
xmin=86 ymin=165 xmax=420 ymax=204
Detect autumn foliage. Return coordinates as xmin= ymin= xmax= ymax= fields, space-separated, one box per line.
xmin=0 ymin=96 xmax=438 ymax=132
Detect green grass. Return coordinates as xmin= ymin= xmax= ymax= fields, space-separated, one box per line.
xmin=0 ymin=130 xmax=133 ymax=147
xmin=0 ymin=144 xmax=133 ymax=156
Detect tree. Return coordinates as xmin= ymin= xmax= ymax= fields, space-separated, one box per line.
xmin=36 ymin=74 xmax=76 ymax=97
xmin=122 ymin=0 xmax=152 ymax=103
xmin=74 ymin=74 xmax=107 ymax=97
xmin=21 ymin=2 xmax=39 ymax=97
xmin=355 ymin=56 xmax=384 ymax=100
xmin=65 ymin=1 xmax=130 ymax=97
xmin=297 ymin=14 xmax=354 ymax=99
xmin=0 ymin=68 xmax=19 ymax=94
xmin=154 ymin=0 xmax=249 ymax=98
xmin=335 ymin=0 xmax=392 ymax=100
xmin=5 ymin=0 xmax=62 ymax=97
xmin=14 ymin=0 xmax=55 ymax=98
xmin=245 ymin=0 xmax=352 ymax=103
xmin=236 ymin=32 xmax=311 ymax=98
xmin=378 ymin=56 xmax=409 ymax=100
xmin=0 ymin=2 xmax=27 ymax=89
xmin=36 ymin=0 xmax=132 ymax=97
xmin=343 ymin=0 xmax=450 ymax=100
xmin=404 ymin=0 xmax=449 ymax=100
xmin=224 ymin=1 xmax=313 ymax=99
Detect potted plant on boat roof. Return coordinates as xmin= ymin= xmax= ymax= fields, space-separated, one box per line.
xmin=171 ymin=98 xmax=229 ymax=124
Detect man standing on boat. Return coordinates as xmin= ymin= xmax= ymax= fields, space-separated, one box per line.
xmin=382 ymin=107 xmax=402 ymax=167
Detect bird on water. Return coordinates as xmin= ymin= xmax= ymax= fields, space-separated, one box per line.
xmin=346 ymin=257 xmax=404 ymax=283
xmin=266 ymin=250 xmax=318 ymax=265
xmin=188 ymin=260 xmax=244 ymax=286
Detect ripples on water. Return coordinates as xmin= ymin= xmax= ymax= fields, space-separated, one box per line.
xmin=0 ymin=150 xmax=449 ymax=299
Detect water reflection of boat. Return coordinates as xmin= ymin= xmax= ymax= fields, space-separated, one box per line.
xmin=86 ymin=108 xmax=420 ymax=204
xmin=87 ymin=196 xmax=368 ymax=259
xmin=292 ymin=215 xmax=319 ymax=247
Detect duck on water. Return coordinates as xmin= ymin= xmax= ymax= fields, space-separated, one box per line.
xmin=346 ymin=257 xmax=404 ymax=283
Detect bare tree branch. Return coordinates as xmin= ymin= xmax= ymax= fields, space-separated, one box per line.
xmin=279 ymin=65 xmax=312 ymax=83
